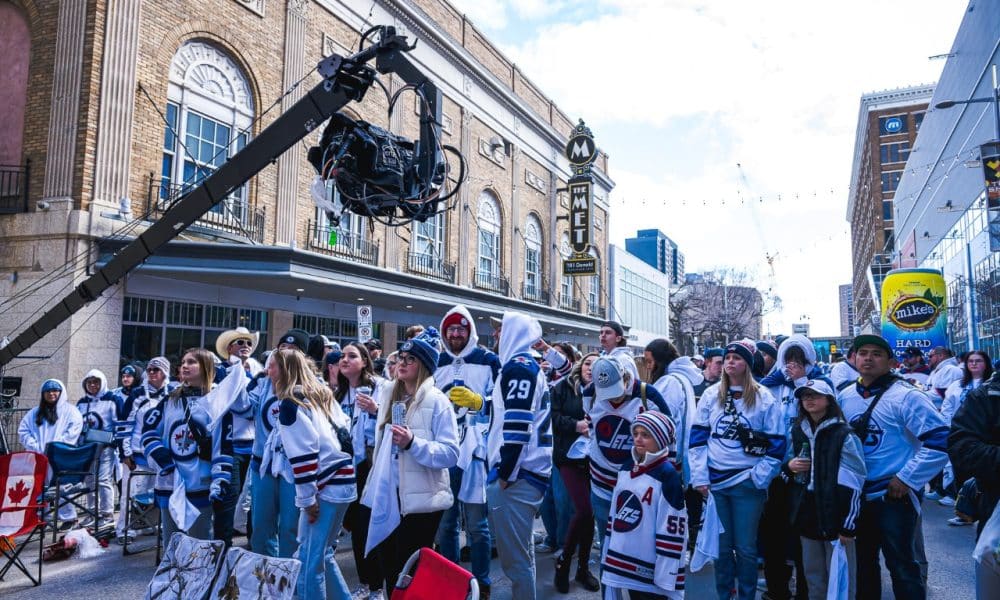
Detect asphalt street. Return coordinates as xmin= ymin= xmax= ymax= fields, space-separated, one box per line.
xmin=0 ymin=500 xmax=977 ymax=599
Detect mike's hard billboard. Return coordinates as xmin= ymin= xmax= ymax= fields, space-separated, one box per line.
xmin=880 ymin=268 xmax=948 ymax=361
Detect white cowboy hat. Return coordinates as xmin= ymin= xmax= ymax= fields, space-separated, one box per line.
xmin=216 ymin=327 xmax=260 ymax=359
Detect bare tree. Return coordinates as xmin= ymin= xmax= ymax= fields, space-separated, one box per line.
xmin=670 ymin=268 xmax=781 ymax=354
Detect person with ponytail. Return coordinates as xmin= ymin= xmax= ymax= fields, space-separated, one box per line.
xmin=272 ymin=348 xmax=356 ymax=599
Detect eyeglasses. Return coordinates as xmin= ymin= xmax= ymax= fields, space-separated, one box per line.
xmin=397 ymin=354 xmax=418 ymax=366
xmin=146 ymin=368 xmax=161 ymax=374
xmin=231 ymin=339 xmax=253 ymax=347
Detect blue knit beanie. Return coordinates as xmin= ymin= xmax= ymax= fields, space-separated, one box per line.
xmin=41 ymin=379 xmax=63 ymax=394
xmin=400 ymin=327 xmax=441 ymax=374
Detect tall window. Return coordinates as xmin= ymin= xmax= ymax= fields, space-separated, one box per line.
xmin=414 ymin=212 xmax=445 ymax=261
xmin=589 ymin=248 xmax=601 ymax=312
xmin=316 ymin=185 xmax=367 ymax=252
xmin=524 ymin=216 xmax=542 ymax=296
xmin=162 ymin=41 xmax=254 ymax=220
xmin=477 ymin=191 xmax=501 ymax=278
xmin=560 ymin=233 xmax=573 ymax=302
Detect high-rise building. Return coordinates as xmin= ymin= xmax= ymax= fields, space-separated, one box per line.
xmin=847 ymin=84 xmax=934 ymax=333
xmin=839 ymin=283 xmax=855 ymax=337
xmin=892 ymin=1 xmax=1000 ymax=356
xmin=625 ymin=229 xmax=685 ymax=286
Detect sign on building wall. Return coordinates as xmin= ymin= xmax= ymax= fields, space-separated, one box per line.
xmin=357 ymin=305 xmax=372 ymax=343
xmin=563 ymin=120 xmax=599 ymax=277
xmin=880 ymin=268 xmax=948 ymax=361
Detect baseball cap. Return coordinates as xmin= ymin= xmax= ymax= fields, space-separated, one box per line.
xmin=793 ymin=379 xmax=836 ymax=400
xmin=851 ymin=334 xmax=893 ymax=355
xmin=592 ymin=356 xmax=626 ymax=402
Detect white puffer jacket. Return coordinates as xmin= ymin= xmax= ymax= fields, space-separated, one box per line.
xmin=371 ymin=377 xmax=459 ymax=515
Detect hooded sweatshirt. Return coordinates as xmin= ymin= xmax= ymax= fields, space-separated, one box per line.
xmin=760 ymin=335 xmax=832 ymax=438
xmin=434 ymin=305 xmax=501 ymax=434
xmin=18 ymin=380 xmax=83 ymax=453
xmin=77 ymin=369 xmax=119 ymax=441
xmin=118 ymin=376 xmax=178 ymax=464
xmin=652 ymin=356 xmax=703 ymax=483
xmin=487 ymin=311 xmax=552 ymax=487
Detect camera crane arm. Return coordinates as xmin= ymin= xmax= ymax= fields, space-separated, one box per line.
xmin=0 ymin=27 xmax=431 ymax=368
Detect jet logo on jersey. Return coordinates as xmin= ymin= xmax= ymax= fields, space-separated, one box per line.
xmin=83 ymin=412 xmax=104 ymax=431
xmin=711 ymin=412 xmax=753 ymax=449
xmin=848 ymin=414 xmax=884 ymax=451
xmin=612 ymin=490 xmax=644 ymax=532
xmin=263 ymin=397 xmax=281 ymax=432
xmin=168 ymin=422 xmax=197 ymax=459
xmin=596 ymin=415 xmax=633 ymax=463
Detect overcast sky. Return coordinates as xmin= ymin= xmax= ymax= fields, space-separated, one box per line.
xmin=449 ymin=0 xmax=966 ymax=338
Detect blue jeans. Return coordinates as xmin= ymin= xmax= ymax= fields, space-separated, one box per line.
xmin=297 ymin=499 xmax=351 ymax=600
xmin=250 ymin=463 xmax=299 ymax=558
xmin=540 ymin=468 xmax=572 ymax=547
xmin=437 ymin=466 xmax=492 ymax=585
xmin=713 ymin=479 xmax=767 ymax=600
xmin=591 ymin=490 xmax=611 ymax=550
xmin=856 ymin=495 xmax=927 ymax=599
xmin=488 ymin=480 xmax=544 ymax=600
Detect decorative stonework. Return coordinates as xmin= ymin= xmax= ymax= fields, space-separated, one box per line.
xmin=288 ymin=0 xmax=308 ymax=17
xmin=525 ymin=169 xmax=546 ymax=193
xmin=412 ymin=95 xmax=453 ymax=134
xmin=234 ymin=0 xmax=266 ymax=17
xmin=322 ymin=32 xmax=350 ymax=57
xmin=478 ymin=138 xmax=505 ymax=167
xmin=170 ymin=41 xmax=254 ymax=112
xmin=463 ymin=74 xmax=473 ymax=97
xmin=595 ymin=216 xmax=604 ymax=231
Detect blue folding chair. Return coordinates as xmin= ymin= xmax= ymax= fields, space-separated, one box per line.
xmin=43 ymin=442 xmax=100 ymax=541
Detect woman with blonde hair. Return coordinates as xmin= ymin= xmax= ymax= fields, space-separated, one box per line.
xmin=689 ymin=339 xmax=785 ymax=600
xmin=271 ymin=349 xmax=356 ymax=600
xmin=142 ymin=348 xmax=231 ymax=545
xmin=368 ymin=328 xmax=459 ymax=594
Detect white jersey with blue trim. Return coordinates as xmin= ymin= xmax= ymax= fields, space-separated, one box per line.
xmin=487 ymin=353 xmax=552 ymax=482
xmin=837 ymin=375 xmax=949 ymax=499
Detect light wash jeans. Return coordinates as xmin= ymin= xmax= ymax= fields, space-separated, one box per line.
xmin=488 ymin=480 xmax=544 ymax=600
xmin=250 ymin=464 xmax=299 ymax=558
xmin=801 ymin=537 xmax=856 ymax=600
xmin=713 ymin=478 xmax=767 ymax=600
xmin=296 ymin=499 xmax=351 ymax=600
xmin=437 ymin=466 xmax=492 ymax=586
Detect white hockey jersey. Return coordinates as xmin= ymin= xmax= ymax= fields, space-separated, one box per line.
xmin=602 ymin=450 xmax=688 ymax=595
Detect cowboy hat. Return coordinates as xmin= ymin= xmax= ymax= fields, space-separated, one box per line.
xmin=216 ymin=327 xmax=260 ymax=359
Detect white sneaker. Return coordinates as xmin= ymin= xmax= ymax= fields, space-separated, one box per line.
xmin=925 ymin=490 xmax=942 ymax=501
xmin=937 ymin=496 xmax=956 ymax=507
xmin=948 ymin=516 xmax=973 ymax=526
xmin=368 ymin=591 xmax=384 ymax=600
xmin=351 ymin=585 xmax=370 ymax=600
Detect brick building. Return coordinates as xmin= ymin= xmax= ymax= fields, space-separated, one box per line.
xmin=846 ymin=84 xmax=933 ymax=333
xmin=0 ymin=0 xmax=614 ymax=394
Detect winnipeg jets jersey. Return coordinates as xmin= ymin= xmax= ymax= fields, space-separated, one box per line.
xmin=487 ymin=353 xmax=552 ymax=483
xmin=589 ymin=395 xmax=653 ymax=501
xmin=602 ymin=454 xmax=688 ymax=595
xmin=837 ymin=377 xmax=948 ymax=499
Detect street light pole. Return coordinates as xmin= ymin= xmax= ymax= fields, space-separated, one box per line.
xmin=935 ymin=64 xmax=1000 ymax=140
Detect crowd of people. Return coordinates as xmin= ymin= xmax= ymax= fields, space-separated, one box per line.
xmin=15 ymin=304 xmax=1000 ymax=599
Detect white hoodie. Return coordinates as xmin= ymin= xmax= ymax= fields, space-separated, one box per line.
xmin=652 ymin=356 xmax=703 ymax=483
xmin=18 ymin=380 xmax=83 ymax=454
xmin=77 ymin=369 xmax=119 ymax=438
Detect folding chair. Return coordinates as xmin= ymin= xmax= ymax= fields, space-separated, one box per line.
xmin=144 ymin=532 xmax=226 ymax=600
xmin=208 ymin=546 xmax=301 ymax=600
xmin=0 ymin=451 xmax=48 ymax=586
xmin=122 ymin=468 xmax=161 ymax=560
xmin=43 ymin=442 xmax=99 ymax=541
xmin=392 ymin=547 xmax=479 ymax=600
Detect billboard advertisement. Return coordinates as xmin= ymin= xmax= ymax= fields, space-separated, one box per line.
xmin=880 ymin=268 xmax=948 ymax=361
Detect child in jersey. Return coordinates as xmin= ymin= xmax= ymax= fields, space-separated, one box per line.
xmin=602 ymin=410 xmax=687 ymax=600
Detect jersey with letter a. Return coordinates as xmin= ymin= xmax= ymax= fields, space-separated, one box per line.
xmin=601 ymin=453 xmax=687 ymax=595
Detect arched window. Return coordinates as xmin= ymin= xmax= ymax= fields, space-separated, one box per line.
xmin=477 ymin=191 xmax=501 ymax=280
xmin=523 ymin=215 xmax=542 ymax=299
xmin=589 ymin=248 xmax=602 ymax=316
xmin=162 ymin=41 xmax=254 ymax=221
xmin=559 ymin=233 xmax=574 ymax=308
xmin=0 ymin=4 xmax=30 ymax=169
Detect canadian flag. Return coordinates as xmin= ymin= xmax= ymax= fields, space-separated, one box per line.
xmin=1 ymin=451 xmax=45 ymax=538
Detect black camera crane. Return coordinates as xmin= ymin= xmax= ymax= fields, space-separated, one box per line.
xmin=0 ymin=26 xmax=442 ymax=368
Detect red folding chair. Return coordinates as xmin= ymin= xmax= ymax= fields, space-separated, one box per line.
xmin=391 ymin=547 xmax=479 ymax=600
xmin=0 ymin=451 xmax=48 ymax=586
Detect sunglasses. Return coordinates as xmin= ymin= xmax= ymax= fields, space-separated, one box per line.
xmin=146 ymin=368 xmax=162 ymax=374
xmin=397 ymin=354 xmax=419 ymax=366
xmin=231 ymin=339 xmax=253 ymax=347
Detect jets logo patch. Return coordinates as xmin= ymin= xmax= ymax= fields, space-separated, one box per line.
xmin=596 ymin=415 xmax=633 ymax=463
xmin=612 ymin=490 xmax=644 ymax=532
xmin=711 ymin=413 xmax=753 ymax=449
xmin=168 ymin=421 xmax=197 ymax=459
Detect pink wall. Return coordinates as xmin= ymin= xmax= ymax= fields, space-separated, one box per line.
xmin=0 ymin=3 xmax=30 ymax=166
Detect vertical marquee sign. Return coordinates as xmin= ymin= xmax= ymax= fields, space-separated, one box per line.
xmin=564 ymin=120 xmax=599 ymax=276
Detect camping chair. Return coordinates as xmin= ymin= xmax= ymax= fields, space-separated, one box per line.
xmin=0 ymin=451 xmax=48 ymax=585
xmin=122 ymin=468 xmax=161 ymax=560
xmin=43 ymin=442 xmax=100 ymax=541
xmin=144 ymin=533 xmax=225 ymax=600
xmin=392 ymin=547 xmax=479 ymax=600
xmin=208 ymin=546 xmax=301 ymax=600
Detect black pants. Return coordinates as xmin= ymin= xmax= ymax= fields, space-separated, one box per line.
xmin=856 ymin=496 xmax=927 ymax=600
xmin=759 ymin=478 xmax=807 ymax=599
xmin=213 ymin=452 xmax=249 ymax=547
xmin=685 ymin=486 xmax=704 ymax=550
xmin=377 ymin=510 xmax=445 ymax=594
xmin=345 ymin=456 xmax=384 ymax=590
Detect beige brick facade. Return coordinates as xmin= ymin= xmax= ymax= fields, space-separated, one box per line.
xmin=1 ymin=0 xmax=614 ymax=396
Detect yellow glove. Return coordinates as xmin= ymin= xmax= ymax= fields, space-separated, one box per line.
xmin=448 ymin=386 xmax=483 ymax=411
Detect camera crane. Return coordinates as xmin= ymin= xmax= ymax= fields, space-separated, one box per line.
xmin=0 ymin=26 xmax=447 ymax=368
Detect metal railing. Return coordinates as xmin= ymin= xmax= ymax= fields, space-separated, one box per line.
xmin=0 ymin=161 xmax=30 ymax=214
xmin=587 ymin=300 xmax=605 ymax=318
xmin=472 ymin=269 xmax=510 ymax=295
xmin=147 ymin=175 xmax=265 ymax=243
xmin=0 ymin=408 xmax=30 ymax=454
xmin=558 ymin=293 xmax=580 ymax=312
xmin=406 ymin=252 xmax=456 ymax=283
xmin=521 ymin=280 xmax=550 ymax=304
xmin=308 ymin=220 xmax=380 ymax=266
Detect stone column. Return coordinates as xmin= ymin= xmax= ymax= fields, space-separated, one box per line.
xmin=457 ymin=108 xmax=472 ymax=286
xmin=41 ymin=0 xmax=88 ymax=204
xmin=274 ymin=0 xmax=309 ymax=246
xmin=92 ymin=0 xmax=143 ymax=211
xmin=509 ymin=146 xmax=521 ymax=297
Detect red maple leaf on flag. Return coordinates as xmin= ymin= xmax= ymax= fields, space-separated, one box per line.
xmin=7 ymin=479 xmax=30 ymax=504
